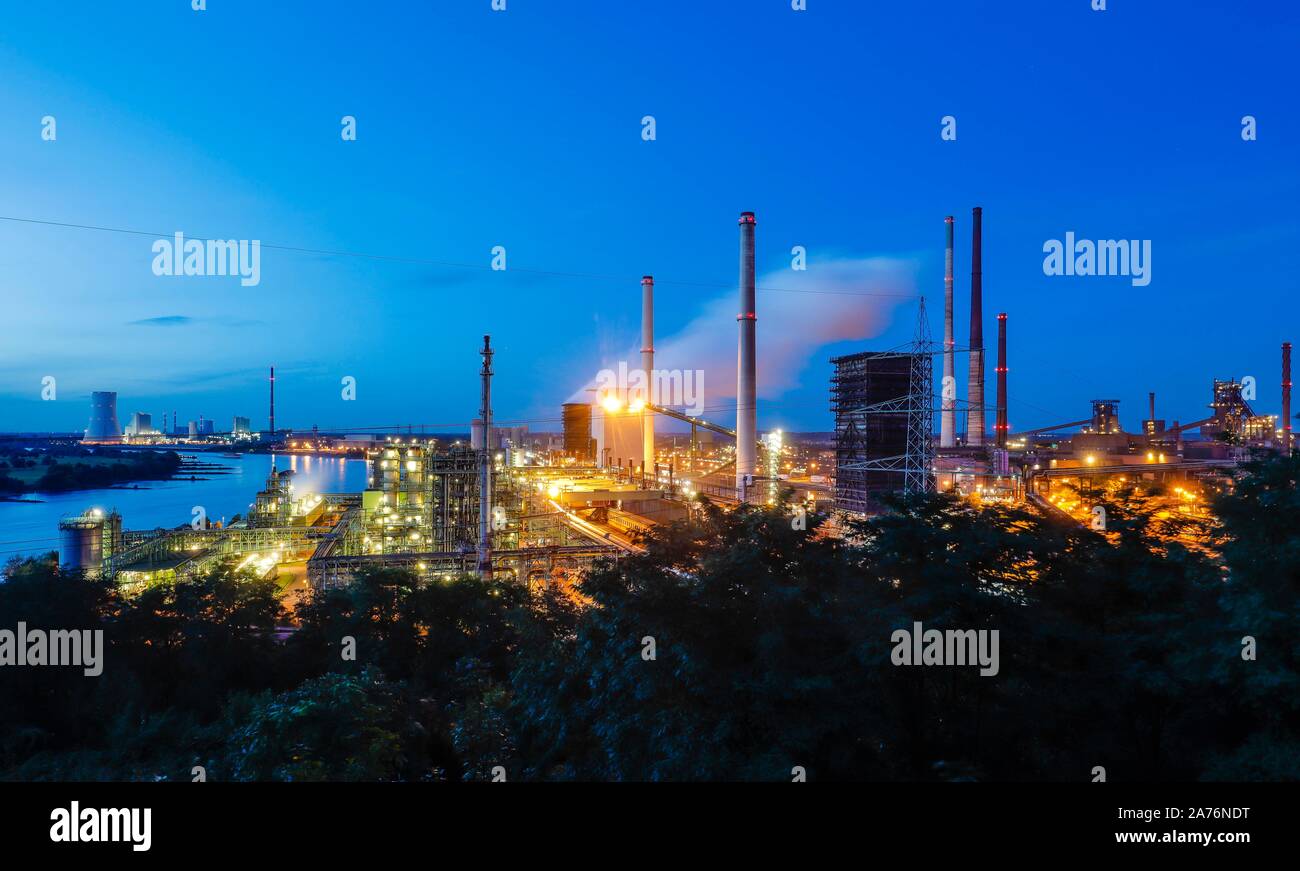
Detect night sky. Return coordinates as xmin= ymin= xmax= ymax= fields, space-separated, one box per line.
xmin=1 ymin=0 xmax=1295 ymax=435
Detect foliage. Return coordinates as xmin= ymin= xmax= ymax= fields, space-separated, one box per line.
xmin=2 ymin=454 xmax=1298 ymax=780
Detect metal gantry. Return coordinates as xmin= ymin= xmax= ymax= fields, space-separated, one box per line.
xmin=832 ymin=299 xmax=937 ymax=509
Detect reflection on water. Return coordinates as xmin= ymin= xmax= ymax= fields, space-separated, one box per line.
xmin=0 ymin=453 xmax=370 ymax=562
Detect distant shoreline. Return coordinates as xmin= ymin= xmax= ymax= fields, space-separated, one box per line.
xmin=0 ymin=449 xmax=185 ymax=499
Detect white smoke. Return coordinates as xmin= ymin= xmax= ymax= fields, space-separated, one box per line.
xmin=568 ymin=255 xmax=918 ymax=408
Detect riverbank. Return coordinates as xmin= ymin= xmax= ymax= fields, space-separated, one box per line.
xmin=0 ymin=448 xmax=184 ymax=496
xmin=0 ymin=453 xmax=370 ymax=561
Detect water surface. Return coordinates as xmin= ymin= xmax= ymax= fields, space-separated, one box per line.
xmin=0 ymin=453 xmax=370 ymax=562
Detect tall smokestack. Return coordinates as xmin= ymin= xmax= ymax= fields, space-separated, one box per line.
xmin=940 ymin=216 xmax=956 ymax=448
xmin=967 ymin=206 xmax=986 ymax=447
xmin=641 ymin=275 xmax=655 ymax=478
xmin=478 ymin=335 xmax=494 ymax=577
xmin=269 ymin=366 xmax=275 ymax=439
xmin=1284 ymin=342 xmax=1292 ymax=455
xmin=1149 ymin=391 xmax=1156 ymax=424
xmin=736 ymin=211 xmax=757 ymax=500
xmin=995 ymin=312 xmax=1008 ymax=448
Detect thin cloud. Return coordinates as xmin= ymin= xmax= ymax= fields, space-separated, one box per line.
xmin=128 ymin=315 xmax=194 ymax=327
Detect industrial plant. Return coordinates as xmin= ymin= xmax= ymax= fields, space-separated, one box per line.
xmin=52 ymin=208 xmax=1294 ymax=591
xmin=831 ymin=206 xmax=1295 ymax=528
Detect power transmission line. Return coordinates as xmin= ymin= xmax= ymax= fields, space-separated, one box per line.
xmin=0 ymin=214 xmax=917 ymax=300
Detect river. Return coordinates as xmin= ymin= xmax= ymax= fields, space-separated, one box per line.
xmin=0 ymin=453 xmax=370 ymax=563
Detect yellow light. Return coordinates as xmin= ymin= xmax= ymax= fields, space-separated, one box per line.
xmin=602 ymin=396 xmax=623 ymax=413
xmin=1085 ymin=455 xmax=1096 ymax=466
xmin=547 ymin=485 xmax=560 ymax=498
xmin=629 ymin=398 xmax=645 ymax=413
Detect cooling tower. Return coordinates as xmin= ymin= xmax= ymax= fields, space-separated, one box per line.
xmin=85 ymin=391 xmax=122 ymax=443
xmin=736 ymin=211 xmax=757 ymax=499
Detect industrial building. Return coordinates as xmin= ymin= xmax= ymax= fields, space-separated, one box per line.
xmin=71 ymin=337 xmax=627 ymax=591
xmin=53 ymin=206 xmax=1294 ymax=593
xmin=832 ymin=206 xmax=1295 ymax=516
xmin=562 ymin=402 xmax=595 ymax=461
xmin=62 ymin=211 xmax=786 ymax=590
xmin=831 ymin=351 xmax=920 ymax=511
xmin=124 ymin=412 xmax=153 ymax=437
xmin=593 ymin=397 xmax=646 ymax=475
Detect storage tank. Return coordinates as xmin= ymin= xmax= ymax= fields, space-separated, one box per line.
xmin=58 ymin=512 xmax=105 ymax=573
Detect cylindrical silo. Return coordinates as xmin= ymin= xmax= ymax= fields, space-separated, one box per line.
xmin=59 ymin=513 xmax=105 ymax=573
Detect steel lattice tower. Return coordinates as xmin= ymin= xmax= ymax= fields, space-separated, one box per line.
xmin=831 ymin=298 xmax=936 ymax=511
xmin=904 ymin=298 xmax=937 ymax=494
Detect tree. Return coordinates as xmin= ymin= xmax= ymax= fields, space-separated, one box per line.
xmin=1206 ymin=453 xmax=1300 ymax=779
xmin=217 ymin=669 xmax=420 ymax=781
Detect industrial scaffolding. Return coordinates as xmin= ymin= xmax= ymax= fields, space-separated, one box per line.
xmin=831 ymin=300 xmax=936 ymax=511
xmin=358 ymin=442 xmax=518 ymax=558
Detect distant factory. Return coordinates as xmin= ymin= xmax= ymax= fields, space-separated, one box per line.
xmin=831 ymin=207 xmax=1295 ymax=514
xmin=54 ymin=206 xmax=1294 ymax=591
xmin=63 ymin=211 xmax=805 ymax=590
xmin=79 ymin=385 xmax=267 ymax=447
xmin=556 ymin=211 xmax=785 ymax=505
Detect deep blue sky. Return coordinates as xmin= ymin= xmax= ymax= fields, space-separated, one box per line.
xmin=1 ymin=0 xmax=1296 ymax=435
